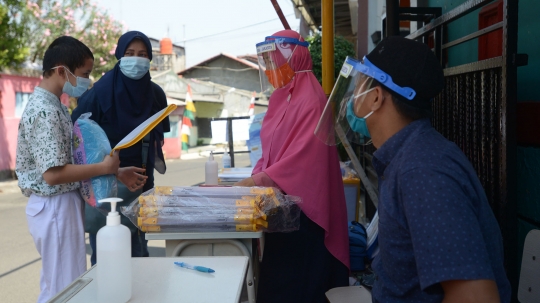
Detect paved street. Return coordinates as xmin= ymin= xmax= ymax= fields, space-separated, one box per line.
xmin=0 ymin=153 xmax=251 ymax=303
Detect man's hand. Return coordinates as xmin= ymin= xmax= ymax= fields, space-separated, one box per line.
xmin=233 ymin=177 xmax=256 ymax=187
xmin=117 ymin=166 xmax=147 ymax=192
xmin=441 ymin=279 xmax=500 ymax=303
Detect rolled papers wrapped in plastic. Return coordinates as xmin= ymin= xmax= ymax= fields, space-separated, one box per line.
xmin=139 ymin=206 xmax=267 ymax=220
xmin=140 ymin=224 xmax=260 ymax=233
xmin=121 ymin=186 xmax=301 ymax=233
xmin=138 ymin=214 xmax=269 ymax=228
xmin=139 ymin=188 xmax=282 ymax=213
xmin=153 ymin=186 xmax=277 ymax=197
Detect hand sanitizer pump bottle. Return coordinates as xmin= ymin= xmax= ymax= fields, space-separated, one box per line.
xmin=222 ymin=151 xmax=231 ymax=168
xmin=97 ymin=198 xmax=132 ymax=303
xmin=205 ymin=151 xmax=219 ymax=185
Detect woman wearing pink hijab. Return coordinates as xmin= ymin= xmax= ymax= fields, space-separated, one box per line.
xmin=235 ymin=30 xmax=349 ymax=302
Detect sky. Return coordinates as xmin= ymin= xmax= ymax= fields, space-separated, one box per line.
xmin=93 ymin=0 xmax=301 ymax=68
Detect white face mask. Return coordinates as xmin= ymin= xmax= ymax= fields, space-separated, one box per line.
xmin=119 ymin=56 xmax=150 ymax=80
xmin=51 ymin=66 xmax=91 ymax=97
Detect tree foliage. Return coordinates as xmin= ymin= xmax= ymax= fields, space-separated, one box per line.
xmin=0 ymin=0 xmax=29 ymax=71
xmin=15 ymin=0 xmax=124 ymax=79
xmin=306 ymin=33 xmax=357 ymax=86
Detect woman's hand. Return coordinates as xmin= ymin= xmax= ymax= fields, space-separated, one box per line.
xmin=233 ymin=177 xmax=256 ymax=187
xmin=117 ymin=166 xmax=148 ymax=192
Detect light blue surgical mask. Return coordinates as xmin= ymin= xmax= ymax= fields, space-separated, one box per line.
xmin=119 ymin=56 xmax=150 ymax=80
xmin=52 ymin=66 xmax=91 ymax=97
xmin=346 ymin=88 xmax=375 ymax=138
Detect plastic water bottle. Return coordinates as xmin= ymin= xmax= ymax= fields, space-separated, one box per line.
xmin=97 ymin=198 xmax=132 ymax=303
xmin=222 ymin=152 xmax=231 ymax=168
xmin=205 ymin=151 xmax=218 ymax=185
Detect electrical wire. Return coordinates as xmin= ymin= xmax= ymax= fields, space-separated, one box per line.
xmin=178 ymin=14 xmax=295 ymax=43
xmin=191 ymin=66 xmax=255 ymax=72
xmin=188 ymin=25 xmax=300 ymax=43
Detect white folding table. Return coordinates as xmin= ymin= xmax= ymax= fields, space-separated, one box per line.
xmin=146 ymin=231 xmax=263 ymax=303
xmin=47 ymin=256 xmax=248 ymax=303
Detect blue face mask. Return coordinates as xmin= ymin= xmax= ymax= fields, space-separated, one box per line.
xmin=52 ymin=66 xmax=91 ymax=97
xmin=119 ymin=56 xmax=150 ymax=80
xmin=346 ymin=89 xmax=375 ymax=138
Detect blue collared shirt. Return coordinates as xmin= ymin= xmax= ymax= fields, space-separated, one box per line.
xmin=371 ymin=119 xmax=511 ymax=303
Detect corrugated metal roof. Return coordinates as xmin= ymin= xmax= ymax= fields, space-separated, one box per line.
xmin=151 ymin=69 xmax=268 ymax=106
xmin=290 ymin=0 xmax=356 ymax=41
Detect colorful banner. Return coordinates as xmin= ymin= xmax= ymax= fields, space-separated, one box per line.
xmin=248 ymin=92 xmax=255 ymax=116
xmin=182 ymin=85 xmax=196 ymax=151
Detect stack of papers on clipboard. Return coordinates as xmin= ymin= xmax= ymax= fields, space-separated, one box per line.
xmin=218 ymin=167 xmax=253 ymax=183
xmin=111 ymin=104 xmax=177 ymax=154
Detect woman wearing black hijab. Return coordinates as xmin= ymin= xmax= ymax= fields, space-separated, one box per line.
xmin=72 ymin=31 xmax=169 ymax=265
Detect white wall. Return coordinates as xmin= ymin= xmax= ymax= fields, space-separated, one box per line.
xmin=367 ymin=0 xmax=386 ymax=52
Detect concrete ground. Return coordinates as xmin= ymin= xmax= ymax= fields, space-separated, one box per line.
xmin=0 ymin=148 xmax=251 ymax=303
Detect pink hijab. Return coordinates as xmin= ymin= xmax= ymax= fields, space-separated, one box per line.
xmin=252 ymin=30 xmax=349 ymax=269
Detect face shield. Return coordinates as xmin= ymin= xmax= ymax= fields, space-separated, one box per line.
xmin=315 ymin=57 xmax=375 ymax=146
xmin=314 ymin=56 xmax=417 ymax=146
xmin=256 ymin=36 xmax=309 ymax=94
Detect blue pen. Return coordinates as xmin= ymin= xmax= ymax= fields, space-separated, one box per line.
xmin=174 ymin=262 xmax=215 ymax=273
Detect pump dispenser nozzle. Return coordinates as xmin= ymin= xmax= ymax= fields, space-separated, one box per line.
xmin=98 ymin=197 xmax=124 ymax=226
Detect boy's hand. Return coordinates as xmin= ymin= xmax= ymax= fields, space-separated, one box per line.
xmin=117 ymin=166 xmax=148 ymax=192
xmin=102 ymin=151 xmax=120 ymax=175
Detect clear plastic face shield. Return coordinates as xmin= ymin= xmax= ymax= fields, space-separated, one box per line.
xmin=256 ymin=36 xmax=309 ymax=95
xmin=314 ymin=56 xmax=417 ymax=146
xmin=315 ymin=57 xmax=375 ymax=145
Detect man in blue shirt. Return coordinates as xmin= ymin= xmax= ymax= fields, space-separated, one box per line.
xmin=329 ymin=37 xmax=511 ymax=302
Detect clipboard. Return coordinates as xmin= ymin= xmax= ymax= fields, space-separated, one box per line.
xmin=110 ymin=104 xmax=177 ymax=155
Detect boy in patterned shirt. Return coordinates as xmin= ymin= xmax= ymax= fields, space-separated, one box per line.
xmin=15 ymin=36 xmax=120 ymax=303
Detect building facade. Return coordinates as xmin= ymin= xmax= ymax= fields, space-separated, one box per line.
xmin=178 ymin=53 xmax=261 ymax=93
xmin=0 ymin=72 xmax=42 ymax=179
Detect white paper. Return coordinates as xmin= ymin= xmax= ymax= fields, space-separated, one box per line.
xmin=211 ymin=120 xmax=228 ymax=144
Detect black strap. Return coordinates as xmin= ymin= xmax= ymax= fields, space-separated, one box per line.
xmin=141 ymin=134 xmax=151 ymax=175
xmin=140 ymin=83 xmax=165 ymax=175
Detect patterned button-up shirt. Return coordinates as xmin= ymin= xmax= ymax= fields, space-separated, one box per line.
xmin=16 ymin=87 xmax=79 ymax=197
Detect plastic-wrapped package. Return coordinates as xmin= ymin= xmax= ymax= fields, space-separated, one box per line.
xmin=340 ymin=160 xmax=359 ymax=179
xmin=140 ymin=224 xmax=261 ymax=233
xmin=139 ymin=206 xmax=267 ymax=219
xmin=72 ymin=113 xmax=117 ymax=208
xmin=121 ymin=186 xmax=302 ymax=233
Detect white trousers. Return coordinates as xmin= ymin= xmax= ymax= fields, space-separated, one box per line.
xmin=26 ymin=190 xmax=86 ymax=303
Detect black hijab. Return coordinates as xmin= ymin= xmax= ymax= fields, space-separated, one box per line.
xmin=94 ymin=31 xmax=159 ymax=137
xmin=93 ymin=31 xmax=166 ymax=177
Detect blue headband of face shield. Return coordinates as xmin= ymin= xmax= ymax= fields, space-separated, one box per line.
xmin=256 ymin=36 xmax=309 ymax=50
xmin=347 ymin=57 xmax=416 ymax=100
